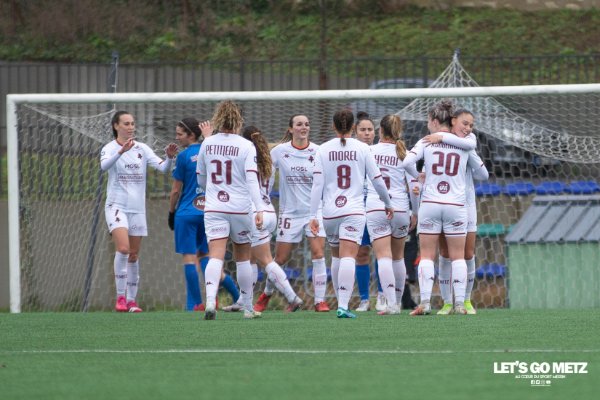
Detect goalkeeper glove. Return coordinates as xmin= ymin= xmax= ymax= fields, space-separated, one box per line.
xmin=168 ymin=211 xmax=175 ymax=231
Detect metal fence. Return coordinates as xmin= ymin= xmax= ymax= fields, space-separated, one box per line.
xmin=2 ymin=53 xmax=600 ymax=196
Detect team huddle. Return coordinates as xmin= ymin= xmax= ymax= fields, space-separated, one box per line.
xmin=100 ymin=99 xmax=488 ymax=319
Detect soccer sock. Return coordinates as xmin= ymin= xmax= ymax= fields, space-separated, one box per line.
xmin=113 ymin=252 xmax=128 ymax=297
xmin=236 ymin=261 xmax=254 ymax=312
xmin=265 ymin=261 xmax=297 ymax=303
xmin=204 ymin=258 xmax=223 ymax=304
xmin=438 ymin=255 xmax=453 ymax=305
xmin=375 ymin=260 xmax=383 ymax=293
xmin=355 ymin=264 xmax=370 ymax=301
xmin=392 ymin=259 xmax=406 ymax=306
xmin=331 ymin=256 xmax=340 ymax=299
xmin=465 ymin=257 xmax=476 ymax=301
xmin=126 ymin=260 xmax=139 ymax=302
xmin=312 ymin=258 xmax=327 ymax=303
xmin=417 ymin=259 xmax=435 ymax=305
xmin=452 ymin=259 xmax=468 ymax=304
xmin=199 ymin=256 xmax=209 ymax=277
xmin=251 ymin=263 xmax=258 ymax=290
xmin=264 ymin=277 xmax=276 ymax=296
xmin=337 ymin=257 xmax=356 ymax=310
xmin=184 ymin=264 xmax=202 ymax=311
xmin=221 ymin=273 xmax=240 ymax=303
xmin=377 ymin=257 xmax=396 ymax=306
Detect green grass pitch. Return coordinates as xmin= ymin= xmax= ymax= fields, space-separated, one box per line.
xmin=0 ymin=309 xmax=598 ymax=400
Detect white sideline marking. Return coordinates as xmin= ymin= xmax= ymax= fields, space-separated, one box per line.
xmin=5 ymin=348 xmax=600 ymax=355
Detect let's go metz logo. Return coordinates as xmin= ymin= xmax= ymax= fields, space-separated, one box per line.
xmin=493 ymin=361 xmax=588 ymax=387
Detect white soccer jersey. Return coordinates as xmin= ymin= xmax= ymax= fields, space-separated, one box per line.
xmin=196 ymin=133 xmax=260 ymax=214
xmin=271 ymin=141 xmax=319 ymax=217
xmin=256 ymin=174 xmax=276 ymax=214
xmin=404 ymin=134 xmax=483 ymax=207
xmin=366 ymin=142 xmax=410 ymax=212
xmin=100 ymin=140 xmax=169 ymax=213
xmin=313 ymin=137 xmax=388 ymax=219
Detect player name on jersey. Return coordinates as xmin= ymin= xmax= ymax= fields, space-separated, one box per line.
xmin=374 ymin=154 xmax=400 ymax=167
xmin=328 ymin=150 xmax=357 ymax=161
xmin=204 ymin=144 xmax=240 ymax=157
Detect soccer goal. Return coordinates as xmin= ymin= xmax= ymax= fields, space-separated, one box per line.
xmin=7 ymin=83 xmax=600 ymax=313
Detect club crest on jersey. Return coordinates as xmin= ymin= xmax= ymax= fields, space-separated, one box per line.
xmin=262 ymin=195 xmax=271 ymax=205
xmin=217 ymin=191 xmax=230 ymax=202
xmin=437 ymin=181 xmax=450 ymax=194
xmin=335 ymin=195 xmax=347 ymax=208
xmin=193 ymin=195 xmax=206 ymax=210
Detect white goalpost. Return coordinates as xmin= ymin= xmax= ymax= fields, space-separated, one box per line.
xmin=7 ymin=82 xmax=600 ymax=313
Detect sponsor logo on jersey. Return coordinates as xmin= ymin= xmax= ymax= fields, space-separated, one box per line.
xmin=286 ymin=176 xmax=312 ymax=185
xmin=335 ymin=195 xmax=347 ymax=208
xmin=217 ymin=191 xmax=230 ymax=202
xmin=291 ymin=165 xmax=307 ymax=172
xmin=193 ymin=195 xmax=205 ymax=211
xmin=124 ymin=163 xmax=140 ymax=169
xmin=437 ymin=181 xmax=450 ymax=194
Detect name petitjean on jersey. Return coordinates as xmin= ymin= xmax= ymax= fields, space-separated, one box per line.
xmin=205 ymin=144 xmax=240 ymax=157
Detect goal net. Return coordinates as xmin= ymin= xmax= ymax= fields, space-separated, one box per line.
xmin=8 ymin=79 xmax=600 ymax=312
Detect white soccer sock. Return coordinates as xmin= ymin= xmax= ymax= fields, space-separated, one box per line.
xmin=336 ymin=257 xmax=355 ymax=310
xmin=377 ymin=257 xmax=396 ymax=306
xmin=126 ymin=260 xmax=140 ymax=302
xmin=312 ymin=258 xmax=327 ymax=303
xmin=265 ymin=261 xmax=297 ymax=303
xmin=236 ymin=261 xmax=255 ymax=312
xmin=251 ymin=263 xmax=258 ymax=289
xmin=417 ymin=259 xmax=435 ymax=305
xmin=392 ymin=259 xmax=406 ymax=305
xmin=438 ymin=255 xmax=453 ymax=305
xmin=452 ymin=259 xmax=468 ymax=304
xmin=465 ymin=257 xmax=476 ymax=301
xmin=264 ymin=273 xmax=276 ymax=296
xmin=113 ymin=252 xmax=128 ymax=296
xmin=331 ymin=256 xmax=340 ymax=299
xmin=204 ymin=258 xmax=223 ymax=304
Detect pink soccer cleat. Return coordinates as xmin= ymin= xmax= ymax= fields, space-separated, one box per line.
xmin=115 ymin=295 xmax=127 ymax=312
xmin=126 ymin=300 xmax=143 ymax=313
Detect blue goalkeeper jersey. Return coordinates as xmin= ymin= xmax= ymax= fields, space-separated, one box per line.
xmin=172 ymin=143 xmax=205 ymax=216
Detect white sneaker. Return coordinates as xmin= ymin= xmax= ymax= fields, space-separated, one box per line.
xmin=243 ymin=309 xmax=262 ymax=319
xmin=204 ymin=300 xmax=216 ymax=320
xmin=409 ymin=302 xmax=431 ymax=316
xmin=221 ymin=301 xmax=243 ymax=312
xmin=355 ymin=300 xmax=370 ymax=312
xmin=377 ymin=304 xmax=400 ymax=315
xmin=375 ymin=293 xmax=387 ymax=312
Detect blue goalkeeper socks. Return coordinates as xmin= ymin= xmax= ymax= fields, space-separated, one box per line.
xmin=184 ymin=264 xmax=202 ymax=311
xmin=221 ymin=274 xmax=240 ymax=303
xmin=355 ymin=264 xmax=370 ymax=301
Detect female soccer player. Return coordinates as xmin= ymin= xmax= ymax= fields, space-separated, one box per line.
xmin=168 ymin=118 xmax=240 ymax=312
xmin=309 ymin=108 xmax=393 ymax=318
xmin=196 ymin=100 xmax=265 ymax=320
xmin=366 ymin=114 xmax=418 ymax=315
xmin=253 ymin=114 xmax=330 ymax=312
xmin=101 ymin=111 xmax=177 ymax=313
xmin=241 ymin=125 xmax=303 ymax=312
xmin=422 ymin=109 xmax=488 ymax=315
xmin=353 ymin=112 xmax=379 ymax=312
xmin=402 ymin=101 xmax=487 ymax=316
